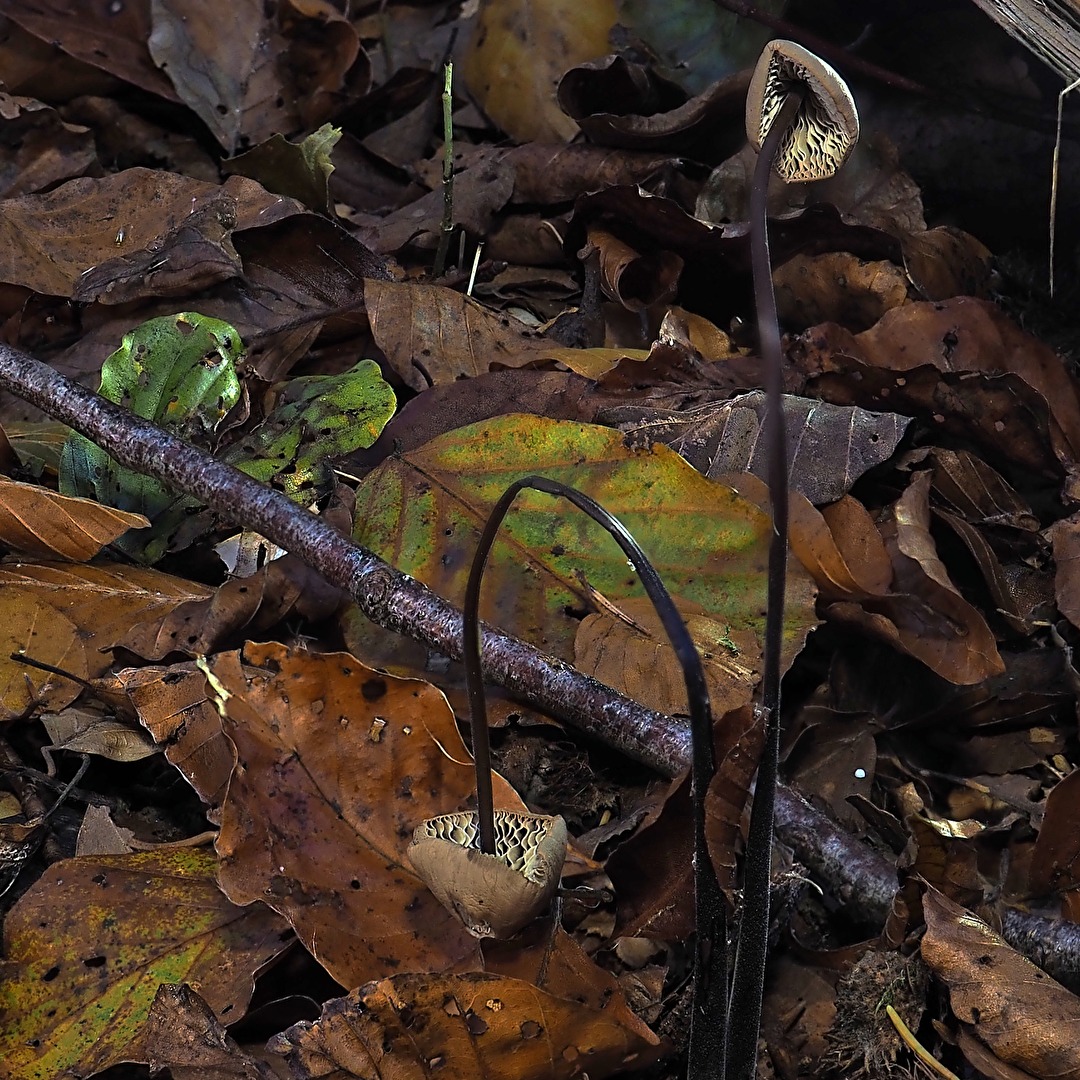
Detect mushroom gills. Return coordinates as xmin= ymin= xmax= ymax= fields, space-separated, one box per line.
xmin=746 ymin=39 xmax=859 ymax=183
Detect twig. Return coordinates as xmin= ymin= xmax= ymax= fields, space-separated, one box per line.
xmin=0 ymin=341 xmax=688 ymax=775
xmin=0 ymin=341 xmax=1077 ymax=995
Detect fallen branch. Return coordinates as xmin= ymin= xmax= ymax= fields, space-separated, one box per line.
xmin=0 ymin=341 xmax=1074 ymax=990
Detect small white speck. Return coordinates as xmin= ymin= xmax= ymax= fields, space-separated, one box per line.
xmin=854 ymin=768 xmax=866 ymax=780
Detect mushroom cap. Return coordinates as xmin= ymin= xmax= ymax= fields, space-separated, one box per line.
xmin=408 ymin=809 xmax=567 ymax=939
xmin=746 ymin=39 xmax=859 ymax=183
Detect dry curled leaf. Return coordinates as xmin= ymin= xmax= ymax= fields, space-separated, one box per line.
xmin=0 ymin=476 xmax=148 ymax=560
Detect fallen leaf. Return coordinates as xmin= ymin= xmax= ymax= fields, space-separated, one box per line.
xmin=0 ymin=593 xmax=87 ymax=719
xmin=129 ymin=983 xmax=278 ymax=1080
xmin=0 ymin=562 xmax=213 ymax=659
xmin=207 ymin=642 xmax=528 ymax=987
xmin=364 ymin=278 xmax=551 ymax=390
xmin=0 ymin=90 xmax=97 ymax=198
xmin=0 ymin=476 xmax=148 ymax=560
xmin=654 ymin=390 xmax=912 ymax=504
xmin=0 ymin=849 xmax=290 ymax=1080
xmin=0 ymin=169 xmax=301 ymax=299
xmin=461 ymin=0 xmax=617 ymax=142
xmin=1029 ymin=769 xmax=1080 ymax=896
xmin=921 ymin=885 xmax=1080 ymax=1079
xmin=119 ymin=662 xmax=234 ymax=817
xmin=269 ymin=970 xmax=657 ymax=1080
xmin=347 ymin=415 xmax=818 ymax=674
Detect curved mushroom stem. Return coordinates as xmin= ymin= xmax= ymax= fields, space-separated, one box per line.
xmin=726 ymin=87 xmax=804 ymax=1080
xmin=463 ymin=476 xmax=716 ymax=867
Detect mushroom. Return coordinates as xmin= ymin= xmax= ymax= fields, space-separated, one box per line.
xmin=408 ymin=809 xmax=567 ymax=939
xmin=726 ymin=39 xmax=859 ymax=1080
xmin=745 ymin=39 xmax=858 ymax=183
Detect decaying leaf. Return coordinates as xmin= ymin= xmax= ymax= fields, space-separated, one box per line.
xmin=0 ymin=593 xmax=87 ymax=720
xmin=206 ymin=642 xmax=530 ymax=986
xmin=461 ymin=0 xmax=617 ymax=142
xmin=0 ymin=849 xmax=289 ymax=1080
xmin=651 ymin=390 xmax=912 ymax=504
xmin=348 ymin=414 xmax=819 ymax=674
xmin=921 ymin=886 xmax=1080 ymax=1079
xmin=269 ymin=970 xmax=658 ymax=1080
xmin=0 ymin=562 xmax=213 ymax=660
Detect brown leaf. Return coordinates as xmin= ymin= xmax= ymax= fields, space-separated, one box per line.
xmin=584 ymin=226 xmax=683 ymax=312
xmin=1030 ymin=769 xmax=1080 ymax=896
xmin=1050 ymin=512 xmax=1080 ymax=632
xmin=0 ymin=90 xmax=97 ymax=198
xmin=660 ymin=391 xmax=911 ymax=505
xmin=901 ymin=226 xmax=995 ymax=301
xmin=574 ymin=596 xmax=760 ymax=719
xmin=558 ymin=56 xmax=747 ymax=163
xmin=129 ymin=983 xmax=277 ymax=1080
xmin=921 ymin=886 xmax=1080 ymax=1079
xmin=871 ymin=472 xmax=1004 ymax=683
xmin=0 ymin=561 xmax=213 ymax=659
xmin=0 ymin=476 xmax=148 ymax=561
xmin=795 ymin=341 xmax=1062 ymax=480
xmin=119 ymin=662 xmax=234 ymax=817
xmin=798 ymin=298 xmax=1080 ymax=468
xmin=927 ymin=448 xmax=1039 ymax=530
xmin=364 ymin=279 xmax=551 ymax=390
xmin=5 ymin=0 xmax=179 ymax=100
xmin=482 ymin=926 xmax=660 ymax=1051
xmin=774 ymin=251 xmax=910 ymax=332
xmin=269 ymin=970 xmax=658 ymax=1080
xmin=0 ymin=593 xmax=87 ymax=719
xmin=460 ymin=0 xmax=616 ymax=143
xmin=0 ymin=169 xmax=301 ymax=299
xmin=346 ymin=369 xmax=594 ymax=477
xmin=208 ymin=642 xmax=530 ymax=987
xmin=73 ymin=194 xmax=242 ymax=305
xmin=148 ymin=1 xmax=359 ymax=152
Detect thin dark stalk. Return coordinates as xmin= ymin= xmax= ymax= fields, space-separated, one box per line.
xmin=725 ymin=88 xmax=803 ymax=1080
xmin=461 ymin=476 xmax=725 ymax=1069
xmin=432 ymin=61 xmax=455 ymax=279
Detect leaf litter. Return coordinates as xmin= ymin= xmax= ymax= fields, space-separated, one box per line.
xmin=0 ymin=4 xmax=1080 ymax=1080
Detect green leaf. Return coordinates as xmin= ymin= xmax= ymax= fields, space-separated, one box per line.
xmin=59 ymin=312 xmax=243 ymax=558
xmin=225 ymin=359 xmax=397 ymax=499
xmin=58 ymin=311 xmax=395 ymax=562
xmin=345 ymin=414 xmax=817 ymax=675
xmin=0 ymin=849 xmax=288 ymax=1080
xmin=144 ymin=359 xmax=396 ymax=558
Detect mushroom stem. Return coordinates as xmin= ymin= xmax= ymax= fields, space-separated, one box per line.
xmin=726 ymin=87 xmax=804 ymax=1080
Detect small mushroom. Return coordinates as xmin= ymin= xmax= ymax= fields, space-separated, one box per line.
xmin=727 ymin=40 xmax=859 ymax=1080
xmin=745 ymin=39 xmax=858 ymax=183
xmin=408 ymin=808 xmax=567 ymax=939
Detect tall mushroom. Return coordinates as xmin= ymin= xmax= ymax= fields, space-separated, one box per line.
xmin=727 ymin=39 xmax=859 ymax=1080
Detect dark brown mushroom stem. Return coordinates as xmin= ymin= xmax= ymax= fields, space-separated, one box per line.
xmin=462 ymin=474 xmax=725 ymax=1065
xmin=726 ymin=87 xmax=805 ymax=1080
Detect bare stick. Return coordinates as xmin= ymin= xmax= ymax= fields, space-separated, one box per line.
xmin=0 ymin=341 xmax=687 ymax=775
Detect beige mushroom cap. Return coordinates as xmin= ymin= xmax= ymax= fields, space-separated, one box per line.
xmin=408 ymin=810 xmax=567 ymax=939
xmin=746 ymin=39 xmax=859 ymax=183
